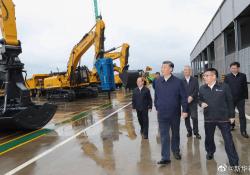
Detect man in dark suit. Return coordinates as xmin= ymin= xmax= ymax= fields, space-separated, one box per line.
xmin=182 ymin=66 xmax=201 ymax=139
xmin=224 ymin=62 xmax=249 ymax=138
xmin=155 ymin=61 xmax=188 ymax=165
xmin=199 ymin=68 xmax=239 ymax=168
xmin=132 ymin=77 xmax=152 ymax=139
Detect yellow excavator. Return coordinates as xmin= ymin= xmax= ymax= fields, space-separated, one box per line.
xmin=42 ymin=18 xmax=106 ymax=101
xmin=26 ymin=42 xmax=130 ymax=96
xmin=88 ymin=0 xmax=137 ymax=89
xmin=0 ymin=0 xmax=57 ymax=130
xmin=26 ymin=0 xmax=136 ymax=98
xmin=26 ymin=74 xmax=50 ymax=97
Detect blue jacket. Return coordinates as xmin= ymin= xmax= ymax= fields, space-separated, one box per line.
xmin=154 ymin=75 xmax=188 ymax=120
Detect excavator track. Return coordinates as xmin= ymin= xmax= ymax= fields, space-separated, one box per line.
xmin=46 ymin=87 xmax=98 ymax=102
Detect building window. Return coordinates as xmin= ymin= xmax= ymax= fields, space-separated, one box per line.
xmin=224 ymin=27 xmax=236 ymax=55
xmin=239 ymin=17 xmax=250 ymax=49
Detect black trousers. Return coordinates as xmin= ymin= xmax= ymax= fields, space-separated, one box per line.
xmin=136 ymin=109 xmax=149 ymax=137
xmin=205 ymin=122 xmax=239 ymax=166
xmin=231 ymin=99 xmax=247 ymax=133
xmin=185 ymin=103 xmax=199 ymax=134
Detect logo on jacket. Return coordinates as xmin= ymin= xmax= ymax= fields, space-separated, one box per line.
xmin=215 ymin=89 xmax=223 ymax=92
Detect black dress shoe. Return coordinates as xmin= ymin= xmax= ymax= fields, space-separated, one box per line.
xmin=206 ymin=153 xmax=214 ymax=160
xmin=187 ymin=132 xmax=192 ymax=137
xmin=173 ymin=152 xmax=181 ymax=160
xmin=241 ymin=132 xmax=249 ymax=138
xmin=195 ymin=133 xmax=201 ymax=139
xmin=143 ymin=136 xmax=148 ymax=139
xmin=157 ymin=160 xmax=171 ymax=165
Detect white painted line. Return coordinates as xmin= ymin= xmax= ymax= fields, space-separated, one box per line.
xmin=235 ymin=109 xmax=250 ymax=120
xmin=5 ymin=102 xmax=132 ymax=175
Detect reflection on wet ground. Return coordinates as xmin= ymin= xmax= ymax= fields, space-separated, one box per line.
xmin=1 ymin=87 xmax=250 ymax=175
xmin=245 ymin=85 xmax=250 ymax=116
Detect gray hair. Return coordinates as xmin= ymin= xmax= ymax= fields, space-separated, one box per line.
xmin=184 ymin=65 xmax=192 ymax=70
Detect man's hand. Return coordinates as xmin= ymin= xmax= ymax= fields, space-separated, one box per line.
xmin=188 ymin=96 xmax=193 ymax=103
xmin=149 ymin=108 xmax=152 ymax=112
xmin=201 ymin=102 xmax=208 ymax=108
xmin=182 ymin=112 xmax=188 ymax=118
xmin=229 ymin=118 xmax=235 ymax=124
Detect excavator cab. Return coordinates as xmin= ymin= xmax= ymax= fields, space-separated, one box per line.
xmin=70 ymin=65 xmax=90 ymax=86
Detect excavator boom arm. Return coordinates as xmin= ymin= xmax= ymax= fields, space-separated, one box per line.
xmin=0 ymin=0 xmax=57 ymax=130
xmin=103 ymin=43 xmax=129 ymax=73
xmin=0 ymin=0 xmax=18 ymax=45
xmin=104 ymin=52 xmax=121 ymax=60
xmin=66 ymin=19 xmax=105 ymax=80
xmin=66 ymin=31 xmax=95 ymax=79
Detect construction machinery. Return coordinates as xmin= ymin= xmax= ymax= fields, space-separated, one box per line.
xmin=42 ymin=18 xmax=106 ymax=101
xmin=144 ymin=66 xmax=154 ymax=84
xmin=26 ymin=20 xmax=118 ymax=100
xmin=119 ymin=69 xmax=143 ymax=89
xmin=25 ymin=74 xmax=50 ymax=97
xmin=0 ymin=0 xmax=57 ymax=130
xmin=26 ymin=0 xmax=135 ymax=96
xmin=91 ymin=0 xmax=139 ymax=89
xmin=103 ymin=43 xmax=130 ymax=88
xmin=26 ymin=42 xmax=129 ymax=96
xmin=119 ymin=66 xmax=153 ymax=89
xmin=26 ymin=0 xmax=118 ymax=101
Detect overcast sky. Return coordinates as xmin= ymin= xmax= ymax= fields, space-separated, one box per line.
xmin=12 ymin=0 xmax=223 ymax=76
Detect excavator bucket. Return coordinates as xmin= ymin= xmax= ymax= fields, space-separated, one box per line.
xmin=0 ymin=44 xmax=57 ymax=131
xmin=119 ymin=69 xmax=143 ymax=90
xmin=0 ymin=0 xmax=57 ymax=131
xmin=0 ymin=103 xmax=57 ymax=130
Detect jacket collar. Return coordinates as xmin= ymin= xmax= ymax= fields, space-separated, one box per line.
xmin=184 ymin=76 xmax=193 ymax=82
xmin=137 ymin=86 xmax=145 ymax=91
xmin=230 ymin=72 xmax=240 ymax=77
xmin=160 ymin=74 xmax=174 ymax=83
xmin=204 ymin=81 xmax=220 ymax=89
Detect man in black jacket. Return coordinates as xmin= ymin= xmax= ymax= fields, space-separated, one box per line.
xmin=182 ymin=66 xmax=201 ymax=139
xmin=132 ymin=77 xmax=152 ymax=139
xmin=224 ymin=62 xmax=249 ymax=138
xmin=199 ymin=68 xmax=239 ymax=167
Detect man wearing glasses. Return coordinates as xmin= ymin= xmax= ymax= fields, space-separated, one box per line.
xmin=199 ymin=68 xmax=239 ymax=168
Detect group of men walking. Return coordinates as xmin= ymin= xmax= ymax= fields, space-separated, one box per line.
xmin=132 ymin=60 xmax=248 ymax=169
